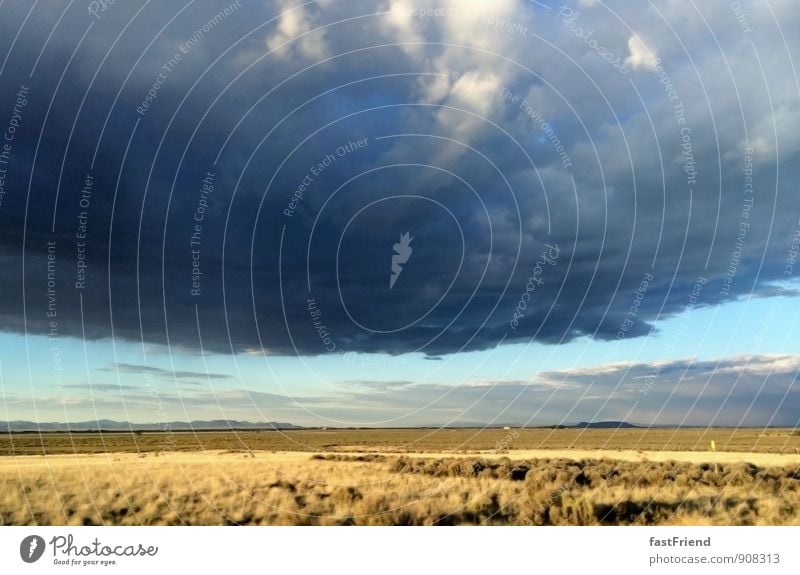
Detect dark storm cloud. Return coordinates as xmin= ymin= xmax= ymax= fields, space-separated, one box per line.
xmin=0 ymin=1 xmax=798 ymax=358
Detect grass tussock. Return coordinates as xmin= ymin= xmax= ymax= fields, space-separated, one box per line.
xmin=0 ymin=452 xmax=798 ymax=526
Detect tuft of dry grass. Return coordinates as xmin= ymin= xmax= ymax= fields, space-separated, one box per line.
xmin=0 ymin=451 xmax=798 ymax=526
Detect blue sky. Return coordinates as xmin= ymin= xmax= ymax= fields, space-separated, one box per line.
xmin=3 ymin=293 xmax=798 ymax=425
xmin=0 ymin=0 xmax=799 ymax=426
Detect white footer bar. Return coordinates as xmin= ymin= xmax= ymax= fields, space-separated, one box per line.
xmin=1 ymin=526 xmax=797 ymax=574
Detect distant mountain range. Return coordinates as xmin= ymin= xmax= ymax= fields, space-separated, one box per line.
xmin=574 ymin=421 xmax=639 ymax=429
xmin=0 ymin=419 xmax=643 ymax=432
xmin=0 ymin=420 xmax=303 ymax=432
xmin=415 ymin=421 xmax=642 ymax=429
xmin=1 ymin=420 xmax=785 ymax=432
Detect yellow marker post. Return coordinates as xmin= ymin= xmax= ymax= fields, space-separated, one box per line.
xmin=710 ymin=440 xmax=718 ymax=473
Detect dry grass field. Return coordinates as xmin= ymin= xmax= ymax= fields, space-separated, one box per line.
xmin=1 ymin=450 xmax=799 ymax=526
xmin=1 ymin=429 xmax=799 ymax=526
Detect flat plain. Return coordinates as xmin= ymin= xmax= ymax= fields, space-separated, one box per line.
xmin=1 ymin=428 xmax=799 ymax=526
xmin=2 ymin=427 xmax=800 ymax=455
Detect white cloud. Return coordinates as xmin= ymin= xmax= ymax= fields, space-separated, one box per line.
xmin=266 ymin=1 xmax=329 ymax=60
xmin=625 ymin=35 xmax=658 ymax=70
xmin=450 ymin=71 xmax=501 ymax=114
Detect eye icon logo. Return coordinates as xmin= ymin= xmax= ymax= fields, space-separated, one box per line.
xmin=20 ymin=535 xmax=45 ymax=563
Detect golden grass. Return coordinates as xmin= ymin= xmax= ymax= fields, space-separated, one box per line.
xmin=1 ymin=450 xmax=798 ymax=526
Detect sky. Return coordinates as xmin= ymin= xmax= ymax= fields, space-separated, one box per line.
xmin=0 ymin=0 xmax=798 ymax=427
